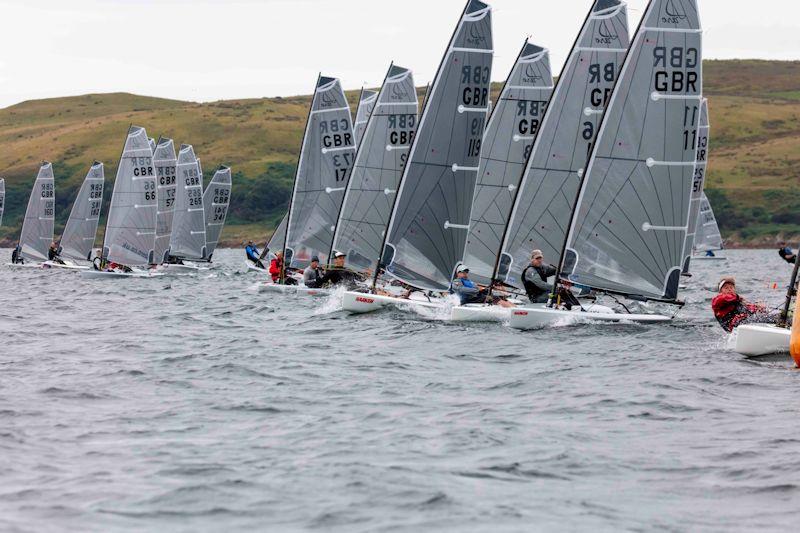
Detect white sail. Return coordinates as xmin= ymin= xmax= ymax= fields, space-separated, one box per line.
xmin=18 ymin=162 xmax=55 ymax=262
xmin=694 ymin=192 xmax=723 ymax=252
xmin=60 ymin=161 xmax=104 ymax=261
xmin=103 ymin=126 xmax=158 ymax=266
xmin=353 ymin=89 xmax=378 ymax=149
xmin=169 ymin=144 xmax=207 ymax=260
xmin=153 ymin=138 xmax=177 ymax=264
xmin=267 ymin=213 xmax=287 ymax=256
xmin=202 ymin=165 xmax=232 ymax=260
xmin=0 ymin=178 xmax=5 ymax=226
xmin=682 ymin=97 xmax=710 ymax=271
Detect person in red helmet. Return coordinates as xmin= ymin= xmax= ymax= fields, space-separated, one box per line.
xmin=711 ymin=277 xmax=778 ymax=332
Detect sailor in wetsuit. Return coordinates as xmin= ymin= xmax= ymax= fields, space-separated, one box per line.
xmin=450 ymin=266 xmax=515 ymax=307
xmin=245 ymin=241 xmax=265 ymax=269
xmin=11 ymin=245 xmax=24 ymax=264
xmin=303 ymin=256 xmax=324 ymax=288
xmin=522 ymin=250 xmax=556 ymax=304
xmin=319 ymin=252 xmax=364 ymax=289
xmin=48 ymin=242 xmax=65 ymax=265
xmin=711 ymin=276 xmax=779 ymax=332
xmin=778 ymin=242 xmax=797 ymax=264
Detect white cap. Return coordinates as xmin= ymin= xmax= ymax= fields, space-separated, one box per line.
xmin=457 ymin=265 xmax=470 ymax=273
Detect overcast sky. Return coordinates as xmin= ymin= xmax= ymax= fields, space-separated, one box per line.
xmin=0 ymin=0 xmax=797 ymax=108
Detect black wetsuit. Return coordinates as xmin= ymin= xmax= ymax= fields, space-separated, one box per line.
xmin=320 ymin=268 xmax=363 ymax=289
xmin=779 ymin=247 xmax=797 ymax=264
xmin=522 ymin=264 xmax=556 ymax=304
xmin=11 ymin=246 xmax=23 ymax=264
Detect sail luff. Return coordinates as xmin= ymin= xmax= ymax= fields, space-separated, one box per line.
xmin=18 ymin=162 xmax=55 ymax=262
xmin=60 ymin=162 xmax=104 ymax=261
xmin=561 ymin=0 xmax=703 ymax=302
xmin=379 ymin=0 xmax=494 ymax=291
xmin=462 ymin=39 xmax=554 ymax=286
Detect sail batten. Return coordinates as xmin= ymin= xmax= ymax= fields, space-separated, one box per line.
xmin=463 ymin=40 xmax=554 ymax=286
xmin=284 ymin=75 xmax=356 ymax=269
xmin=562 ymin=0 xmax=703 ymax=302
xmin=60 ymin=162 xmax=104 ymax=261
xmin=19 ymin=162 xmax=55 ymax=262
xmin=103 ymin=126 xmax=158 ymax=266
xmin=380 ymin=0 xmax=494 ymax=291
xmin=332 ymin=64 xmax=418 ymax=274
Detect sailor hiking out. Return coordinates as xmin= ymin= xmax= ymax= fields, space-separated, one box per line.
xmin=711 ymin=277 xmax=780 ymax=333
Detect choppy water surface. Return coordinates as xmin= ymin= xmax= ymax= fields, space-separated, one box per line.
xmin=1 ymin=249 xmax=799 ymax=531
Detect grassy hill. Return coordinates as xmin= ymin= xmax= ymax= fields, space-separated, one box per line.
xmin=1 ymin=60 xmax=798 ymax=248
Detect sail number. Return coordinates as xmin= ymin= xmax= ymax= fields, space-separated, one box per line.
xmin=653 ymin=47 xmax=699 ymax=93
xmin=143 ymin=179 xmax=156 ymax=201
xmin=333 ymin=153 xmax=353 ymax=182
xmin=467 ymin=116 xmax=485 ymax=157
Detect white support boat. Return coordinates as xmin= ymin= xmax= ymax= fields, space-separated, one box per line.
xmin=734 ymin=324 xmax=790 ymax=357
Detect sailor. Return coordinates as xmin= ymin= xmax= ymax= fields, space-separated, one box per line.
xmin=778 ymin=242 xmax=797 ymax=264
xmin=711 ymin=277 xmax=778 ymax=333
xmin=11 ymin=245 xmax=24 ymax=265
xmin=319 ymin=252 xmax=363 ymax=289
xmin=303 ymin=256 xmax=324 ymax=288
xmin=269 ymin=250 xmax=297 ymax=285
xmin=704 ymin=249 xmax=716 ymax=257
xmin=450 ymin=266 xmax=515 ymax=307
xmin=245 ymin=241 xmax=265 ymax=269
xmin=48 ymin=242 xmax=65 ymax=265
xmin=521 ymin=250 xmax=556 ymax=304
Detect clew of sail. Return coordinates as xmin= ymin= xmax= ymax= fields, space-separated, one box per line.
xmin=682 ymin=97 xmax=710 ymax=271
xmin=353 ymin=89 xmax=379 ymax=150
xmin=169 ymin=144 xmax=207 ymax=260
xmin=332 ymin=64 xmax=418 ymax=275
xmin=500 ymin=0 xmax=629 ymax=289
xmin=462 ymin=40 xmax=554 ymax=286
xmin=381 ymin=0 xmax=493 ymax=291
xmin=202 ymin=165 xmax=232 ymax=260
xmin=103 ymin=126 xmax=158 ymax=266
xmin=284 ymin=76 xmax=356 ymax=270
xmin=60 ymin=161 xmax=104 ymax=262
xmin=19 ymin=162 xmax=55 ymax=262
xmin=0 ymin=178 xmax=5 ymax=227
xmin=562 ymin=0 xmax=703 ymax=302
xmin=153 ymin=138 xmax=177 ymax=264
xmin=694 ymin=192 xmax=723 ymax=253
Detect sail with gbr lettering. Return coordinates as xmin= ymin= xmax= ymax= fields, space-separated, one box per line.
xmin=332 ymin=64 xmax=418 ymax=275
xmin=353 ymin=89 xmax=378 ymax=149
xmin=561 ymin=0 xmax=703 ymax=301
xmin=169 ymin=144 xmax=206 ymax=260
xmin=60 ymin=161 xmax=104 ymax=261
xmin=153 ymin=138 xmax=177 ymax=264
xmin=284 ymin=75 xmax=356 ymax=270
xmin=499 ymin=0 xmax=629 ymax=289
xmin=462 ymin=40 xmax=554 ymax=286
xmin=202 ymin=165 xmax=232 ymax=260
xmin=19 ymin=162 xmax=55 ymax=262
xmin=379 ymin=0 xmax=493 ymax=291
xmin=681 ymin=97 xmax=709 ymax=272
xmin=103 ymin=126 xmax=158 ymax=266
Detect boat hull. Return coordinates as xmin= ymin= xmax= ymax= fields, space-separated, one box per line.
xmin=450 ymin=304 xmax=511 ymax=322
xmin=159 ymin=262 xmax=212 ymax=275
xmin=80 ymin=269 xmax=164 ymax=279
xmin=42 ymin=260 xmax=89 ymax=270
xmin=508 ymin=304 xmax=671 ymax=330
xmin=691 ymin=256 xmax=726 ymax=261
xmin=342 ymin=291 xmax=445 ymax=314
xmin=257 ymin=283 xmax=329 ymax=297
xmin=734 ymin=324 xmax=790 ymax=356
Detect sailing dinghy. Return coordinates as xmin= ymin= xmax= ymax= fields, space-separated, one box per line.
xmin=201 ymin=165 xmax=232 ymax=262
xmin=692 ymin=192 xmax=725 ymax=260
xmin=47 ymin=161 xmax=105 ymax=270
xmin=0 ymin=178 xmax=5 ymax=227
xmin=261 ymin=75 xmax=357 ymax=294
xmin=508 ymin=0 xmax=703 ymax=330
xmin=160 ymin=144 xmax=210 ymax=274
xmin=342 ymin=0 xmax=494 ymax=314
xmin=8 ymin=162 xmax=55 ymax=269
xmin=453 ymin=39 xmax=556 ymax=321
xmin=153 ymin=138 xmax=177 ymax=265
xmin=81 ymin=126 xmax=163 ymax=278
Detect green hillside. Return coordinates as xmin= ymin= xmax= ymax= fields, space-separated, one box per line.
xmin=1 ymin=60 xmax=798 ymax=248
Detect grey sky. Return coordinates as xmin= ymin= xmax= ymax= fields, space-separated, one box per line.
xmin=0 ymin=0 xmax=797 ymax=108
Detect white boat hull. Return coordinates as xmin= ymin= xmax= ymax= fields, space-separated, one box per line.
xmin=508 ymin=304 xmax=672 ymax=330
xmin=42 ymin=260 xmax=89 ymax=270
xmin=159 ymin=262 xmax=212 ymax=275
xmin=6 ymin=262 xmax=48 ymax=269
xmin=342 ymin=291 xmax=445 ymax=314
xmin=257 ymin=282 xmax=330 ymax=297
xmin=246 ymin=262 xmax=269 ymax=274
xmin=734 ymin=324 xmax=791 ymax=356
xmin=450 ymin=304 xmax=511 ymax=322
xmin=80 ymin=269 xmax=164 ymax=279
xmin=691 ymin=256 xmax=726 ymax=261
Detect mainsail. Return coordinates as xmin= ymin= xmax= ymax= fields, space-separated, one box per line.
xmin=462 ymin=40 xmax=554 ymax=286
xmin=284 ymin=75 xmax=356 ymax=269
xmin=267 ymin=213 xmax=287 ymax=256
xmin=694 ymin=192 xmax=723 ymax=253
xmin=0 ymin=178 xmax=5 ymax=226
xmin=60 ymin=161 xmax=104 ymax=261
xmin=682 ymin=97 xmax=710 ymax=271
xmin=500 ymin=0 xmax=629 ymax=288
xmin=202 ymin=165 xmax=232 ymax=260
xmin=353 ymin=89 xmax=378 ymax=149
xmin=153 ymin=138 xmax=177 ymax=264
xmin=103 ymin=126 xmax=158 ymax=266
xmin=332 ymin=64 xmax=418 ymax=274
xmin=562 ymin=0 xmax=703 ymax=301
xmin=18 ymin=162 xmax=55 ymax=262
xmin=169 ymin=144 xmax=207 ymax=260
xmin=380 ymin=0 xmax=493 ymax=291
